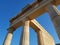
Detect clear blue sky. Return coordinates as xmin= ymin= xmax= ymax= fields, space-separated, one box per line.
xmin=0 ymin=0 xmax=60 ymax=45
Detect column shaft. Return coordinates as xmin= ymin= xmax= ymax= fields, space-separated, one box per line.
xmin=20 ymin=20 xmax=29 ymax=45
xmin=37 ymin=30 xmax=55 ymax=45
xmin=37 ymin=31 xmax=44 ymax=45
xmin=47 ymin=4 xmax=60 ymax=38
xmin=3 ymin=30 xmax=13 ymax=45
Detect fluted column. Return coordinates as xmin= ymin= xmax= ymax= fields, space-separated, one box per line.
xmin=3 ymin=30 xmax=14 ymax=45
xmin=20 ymin=19 xmax=30 ymax=45
xmin=47 ymin=4 xmax=60 ymax=38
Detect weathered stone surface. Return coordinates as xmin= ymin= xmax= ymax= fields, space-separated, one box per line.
xmin=20 ymin=20 xmax=30 ymax=45
xmin=3 ymin=31 xmax=13 ymax=45
xmin=37 ymin=30 xmax=55 ymax=45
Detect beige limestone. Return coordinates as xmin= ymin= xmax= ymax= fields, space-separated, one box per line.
xmin=37 ymin=30 xmax=55 ymax=45
xmin=30 ymin=19 xmax=55 ymax=45
xmin=37 ymin=31 xmax=44 ymax=45
xmin=3 ymin=31 xmax=13 ymax=45
xmin=20 ymin=20 xmax=30 ymax=45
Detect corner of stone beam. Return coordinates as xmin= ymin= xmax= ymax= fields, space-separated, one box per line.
xmin=7 ymin=27 xmax=16 ymax=32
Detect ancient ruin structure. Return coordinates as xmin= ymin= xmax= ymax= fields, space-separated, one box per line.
xmin=3 ymin=0 xmax=60 ymax=45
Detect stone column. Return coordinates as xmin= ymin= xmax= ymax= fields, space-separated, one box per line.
xmin=37 ymin=31 xmax=44 ymax=45
xmin=47 ymin=4 xmax=60 ymax=18
xmin=3 ymin=30 xmax=14 ymax=45
xmin=47 ymin=4 xmax=60 ymax=38
xmin=20 ymin=19 xmax=30 ymax=45
xmin=37 ymin=30 xmax=55 ymax=45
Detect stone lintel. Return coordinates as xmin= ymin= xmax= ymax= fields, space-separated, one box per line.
xmin=8 ymin=0 xmax=53 ymax=30
xmin=30 ymin=19 xmax=47 ymax=32
xmin=31 ymin=19 xmax=55 ymax=45
xmin=8 ymin=0 xmax=60 ymax=31
xmin=10 ymin=0 xmax=56 ymax=23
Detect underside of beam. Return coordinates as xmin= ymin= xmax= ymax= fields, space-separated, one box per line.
xmin=10 ymin=0 xmax=60 ymax=23
xmin=8 ymin=0 xmax=60 ymax=33
xmin=30 ymin=19 xmax=48 ymax=33
xmin=30 ymin=19 xmax=55 ymax=43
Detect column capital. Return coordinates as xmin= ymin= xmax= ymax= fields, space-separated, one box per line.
xmin=22 ymin=18 xmax=30 ymax=23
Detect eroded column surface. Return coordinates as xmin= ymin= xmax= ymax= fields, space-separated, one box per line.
xmin=37 ymin=30 xmax=55 ymax=45
xmin=20 ymin=19 xmax=30 ymax=45
xmin=3 ymin=29 xmax=14 ymax=45
xmin=47 ymin=4 xmax=60 ymax=38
